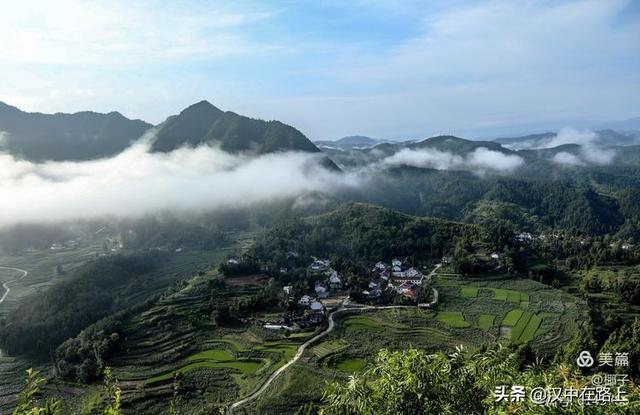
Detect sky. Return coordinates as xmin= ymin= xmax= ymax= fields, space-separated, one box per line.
xmin=1 ymin=0 xmax=639 ymax=140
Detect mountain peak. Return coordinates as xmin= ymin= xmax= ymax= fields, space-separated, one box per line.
xmin=180 ymin=100 xmax=222 ymax=115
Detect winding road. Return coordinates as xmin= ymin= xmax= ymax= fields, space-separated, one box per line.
xmin=227 ymin=264 xmax=442 ymax=414
xmin=0 ymin=266 xmax=28 ymax=304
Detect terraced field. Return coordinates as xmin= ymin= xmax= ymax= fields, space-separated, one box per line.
xmin=433 ymin=275 xmax=586 ymax=353
xmin=477 ymin=314 xmax=495 ymax=330
xmin=487 ymin=288 xmax=530 ymax=303
xmin=311 ymin=340 xmax=349 ymax=358
xmin=460 ymin=286 xmax=478 ymax=298
xmin=504 ymin=311 xmax=544 ymax=344
xmin=436 ymin=311 xmax=471 ymax=328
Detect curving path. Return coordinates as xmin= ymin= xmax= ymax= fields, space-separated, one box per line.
xmin=227 ymin=306 xmax=347 ymax=414
xmin=227 ymin=264 xmax=442 ymax=414
xmin=0 ymin=266 xmax=28 ymax=304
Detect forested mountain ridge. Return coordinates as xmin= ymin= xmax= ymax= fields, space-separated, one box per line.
xmin=151 ymin=100 xmax=325 ymax=156
xmin=250 ymin=202 xmax=478 ymax=264
xmin=0 ymin=101 xmax=151 ymax=161
xmin=315 ymin=135 xmax=381 ymax=149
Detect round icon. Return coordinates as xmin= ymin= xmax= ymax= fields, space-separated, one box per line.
xmin=576 ymin=350 xmax=594 ymax=368
xmin=530 ymin=387 xmax=547 ymax=405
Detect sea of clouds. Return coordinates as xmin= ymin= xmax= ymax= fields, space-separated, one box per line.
xmin=0 ymin=132 xmax=361 ymax=227
xmin=382 ymin=147 xmax=524 ymax=173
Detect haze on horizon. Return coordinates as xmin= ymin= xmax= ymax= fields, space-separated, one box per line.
xmin=1 ymin=0 xmax=639 ymax=140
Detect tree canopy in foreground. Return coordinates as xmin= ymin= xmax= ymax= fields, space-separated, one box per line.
xmin=322 ymin=346 xmax=640 ymax=415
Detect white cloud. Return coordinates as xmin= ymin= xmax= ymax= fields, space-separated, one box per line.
xmin=0 ymin=136 xmax=360 ymax=227
xmin=580 ymin=146 xmax=617 ymax=165
xmin=292 ymin=0 xmax=640 ymax=138
xmin=467 ymin=147 xmax=524 ymax=171
xmin=544 ymin=127 xmax=598 ymax=148
xmin=383 ymin=148 xmax=463 ymax=170
xmin=0 ymin=1 xmax=280 ymax=66
xmin=552 ymin=152 xmax=585 ymax=166
xmin=382 ymin=147 xmax=523 ymax=173
xmin=540 ymin=128 xmax=617 ymax=166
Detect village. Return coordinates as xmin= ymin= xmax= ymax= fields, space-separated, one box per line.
xmin=261 ymin=256 xmax=437 ymax=332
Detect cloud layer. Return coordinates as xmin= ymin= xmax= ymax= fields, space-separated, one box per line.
xmin=0 ymin=137 xmax=360 ymax=227
xmin=382 ymin=147 xmax=524 ymax=173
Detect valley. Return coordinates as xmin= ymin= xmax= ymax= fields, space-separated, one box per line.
xmin=1 ymin=102 xmax=640 ymax=414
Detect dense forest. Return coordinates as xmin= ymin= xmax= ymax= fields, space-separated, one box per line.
xmin=250 ymin=203 xmax=480 ymax=264
xmin=0 ymin=252 xmax=167 ymax=357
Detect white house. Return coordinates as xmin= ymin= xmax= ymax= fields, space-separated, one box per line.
xmin=298 ymin=295 xmax=313 ymax=306
xmin=310 ymin=301 xmax=324 ymax=313
xmin=283 ymin=286 xmax=293 ymax=295
xmin=490 ymin=253 xmax=500 ymax=260
xmin=515 ymin=232 xmax=533 ymax=242
xmin=329 ymin=272 xmax=342 ymax=289
xmin=227 ymin=258 xmax=239 ymax=265
xmin=392 ymin=259 xmax=402 ymax=268
xmin=315 ymin=283 xmax=330 ymax=299
xmin=405 ymin=267 xmax=420 ymax=278
xmin=373 ymin=261 xmax=387 ymax=272
xmin=310 ymin=259 xmax=330 ymax=272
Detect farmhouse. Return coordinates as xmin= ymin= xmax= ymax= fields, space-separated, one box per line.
xmin=315 ymin=282 xmax=330 ymax=299
xmin=401 ymin=285 xmax=420 ymax=300
xmin=309 ymin=300 xmax=325 ymax=323
xmin=515 ymin=232 xmax=533 ymax=242
xmin=310 ymin=300 xmax=324 ymax=313
xmin=391 ymin=281 xmax=420 ymax=300
xmin=298 ymin=295 xmax=313 ymax=306
xmin=329 ymin=271 xmax=342 ymax=289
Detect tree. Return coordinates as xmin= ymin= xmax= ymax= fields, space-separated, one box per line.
xmin=13 ymin=368 xmax=122 ymax=415
xmin=322 ymin=347 xmax=640 ymax=415
xmin=101 ymin=367 xmax=121 ymax=415
xmin=12 ymin=369 xmax=63 ymax=415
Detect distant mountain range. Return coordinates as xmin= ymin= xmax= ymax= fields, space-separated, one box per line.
xmin=493 ymin=129 xmax=640 ymax=150
xmin=0 ymin=100 xmax=336 ymax=169
xmin=315 ymin=135 xmax=382 ymax=149
xmin=594 ymin=116 xmax=640 ymax=132
xmin=1 ymin=99 xmax=638 ymax=168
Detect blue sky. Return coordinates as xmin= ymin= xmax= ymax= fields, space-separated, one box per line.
xmin=1 ymin=0 xmax=639 ymax=140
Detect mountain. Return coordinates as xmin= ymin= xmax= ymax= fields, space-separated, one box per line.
xmin=151 ymin=100 xmax=327 ymax=156
xmin=494 ymin=130 xmax=640 ymax=150
xmin=493 ymin=133 xmax=556 ymax=150
xmin=0 ymin=101 xmax=151 ymax=161
xmin=315 ymin=135 xmax=381 ymax=149
xmin=594 ymin=116 xmax=640 ymax=132
xmin=411 ymin=135 xmax=514 ymax=154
